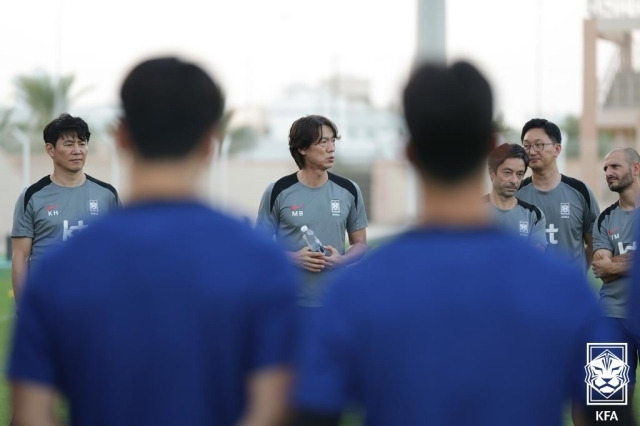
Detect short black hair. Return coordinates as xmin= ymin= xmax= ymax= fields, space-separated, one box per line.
xmin=403 ymin=61 xmax=494 ymax=182
xmin=43 ymin=113 xmax=90 ymax=146
xmin=120 ymin=57 xmax=225 ymax=159
xmin=488 ymin=143 xmax=529 ymax=173
xmin=520 ymin=118 xmax=562 ymax=144
xmin=288 ymin=115 xmax=340 ymax=169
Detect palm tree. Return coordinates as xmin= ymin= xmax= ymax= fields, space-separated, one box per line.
xmin=0 ymin=108 xmax=15 ymax=145
xmin=14 ymin=74 xmax=76 ymax=143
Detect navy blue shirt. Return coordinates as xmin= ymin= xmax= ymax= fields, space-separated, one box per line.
xmin=627 ymin=227 xmax=640 ymax=337
xmin=8 ymin=201 xmax=297 ymax=426
xmin=294 ymin=227 xmax=601 ymax=426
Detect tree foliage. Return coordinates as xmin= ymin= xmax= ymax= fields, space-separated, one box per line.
xmin=0 ymin=73 xmax=80 ymax=153
xmin=15 ymin=74 xmax=75 ymax=135
xmin=560 ymin=114 xmax=580 ymax=159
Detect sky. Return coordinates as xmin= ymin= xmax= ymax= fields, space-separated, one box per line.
xmin=0 ymin=0 xmax=597 ymax=129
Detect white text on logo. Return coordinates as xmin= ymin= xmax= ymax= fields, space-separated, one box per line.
xmin=546 ymin=224 xmax=559 ymax=244
xmin=618 ymin=241 xmax=637 ymax=255
xmin=596 ymin=411 xmax=618 ymax=421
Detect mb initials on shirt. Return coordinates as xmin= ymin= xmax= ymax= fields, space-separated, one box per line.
xmin=63 ymin=220 xmax=88 ymax=241
xmin=290 ymin=204 xmax=304 ymax=217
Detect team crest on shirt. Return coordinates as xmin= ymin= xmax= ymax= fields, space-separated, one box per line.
xmin=89 ymin=199 xmax=99 ymax=215
xmin=560 ymin=203 xmax=570 ymax=218
xmin=519 ymin=221 xmax=529 ymax=235
xmin=331 ymin=199 xmax=341 ymax=216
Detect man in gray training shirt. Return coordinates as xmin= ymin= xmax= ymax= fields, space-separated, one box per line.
xmin=592 ymin=148 xmax=640 ymax=388
xmin=486 ymin=143 xmax=546 ymax=250
xmin=256 ymin=115 xmax=367 ymax=306
xmin=11 ymin=114 xmax=119 ymax=303
xmin=517 ymin=118 xmax=599 ymax=271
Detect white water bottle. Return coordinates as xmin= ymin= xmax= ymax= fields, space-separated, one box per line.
xmin=300 ymin=225 xmax=326 ymax=254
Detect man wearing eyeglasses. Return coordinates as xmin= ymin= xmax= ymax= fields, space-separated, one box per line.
xmin=516 ymin=118 xmax=600 ymax=272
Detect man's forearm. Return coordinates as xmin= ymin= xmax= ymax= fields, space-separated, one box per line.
xmin=239 ymin=368 xmax=291 ymax=426
xmin=341 ymin=242 xmax=366 ymax=266
xmin=584 ymin=236 xmax=594 ymax=269
xmin=585 ymin=247 xmax=594 ymax=270
xmin=12 ymin=415 xmax=61 ymax=426
xmin=11 ymin=259 xmax=27 ymax=303
xmin=608 ymin=259 xmax=630 ymax=278
xmin=12 ymin=383 xmax=61 ymax=426
xmin=597 ymin=255 xmax=631 ymax=283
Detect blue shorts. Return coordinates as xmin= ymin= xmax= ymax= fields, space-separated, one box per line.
xmin=601 ymin=317 xmax=640 ymax=384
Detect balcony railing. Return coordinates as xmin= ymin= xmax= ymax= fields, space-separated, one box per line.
xmin=604 ymin=71 xmax=640 ymax=107
xmin=589 ymin=0 xmax=640 ymax=18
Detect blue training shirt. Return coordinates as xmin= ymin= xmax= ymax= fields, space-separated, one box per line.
xmin=627 ymin=227 xmax=640 ymax=338
xmin=8 ymin=201 xmax=297 ymax=426
xmin=294 ymin=227 xmax=602 ymax=426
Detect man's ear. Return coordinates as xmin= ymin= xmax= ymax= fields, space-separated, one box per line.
xmin=488 ymin=167 xmax=496 ymax=183
xmin=45 ymin=143 xmax=55 ymax=158
xmin=115 ymin=120 xmax=133 ymax=154
xmin=199 ymin=126 xmax=218 ymax=162
xmin=405 ymin=142 xmax=417 ymax=167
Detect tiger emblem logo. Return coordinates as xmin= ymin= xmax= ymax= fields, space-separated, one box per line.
xmin=584 ymin=349 xmax=630 ymax=398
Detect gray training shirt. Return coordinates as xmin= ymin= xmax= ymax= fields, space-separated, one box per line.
xmin=592 ymin=201 xmax=638 ymax=318
xmin=256 ymin=172 xmax=368 ymax=253
xmin=517 ymin=175 xmax=600 ymax=271
xmin=12 ymin=175 xmax=120 ymax=269
xmin=486 ymin=196 xmax=547 ymax=249
xmin=256 ymin=172 xmax=368 ymax=307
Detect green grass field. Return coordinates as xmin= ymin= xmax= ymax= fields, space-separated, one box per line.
xmin=0 ymin=267 xmax=14 ymax=425
xmin=0 ymin=264 xmax=638 ymax=425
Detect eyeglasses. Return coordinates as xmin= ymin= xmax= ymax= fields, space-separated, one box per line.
xmin=522 ymin=142 xmax=554 ymax=152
